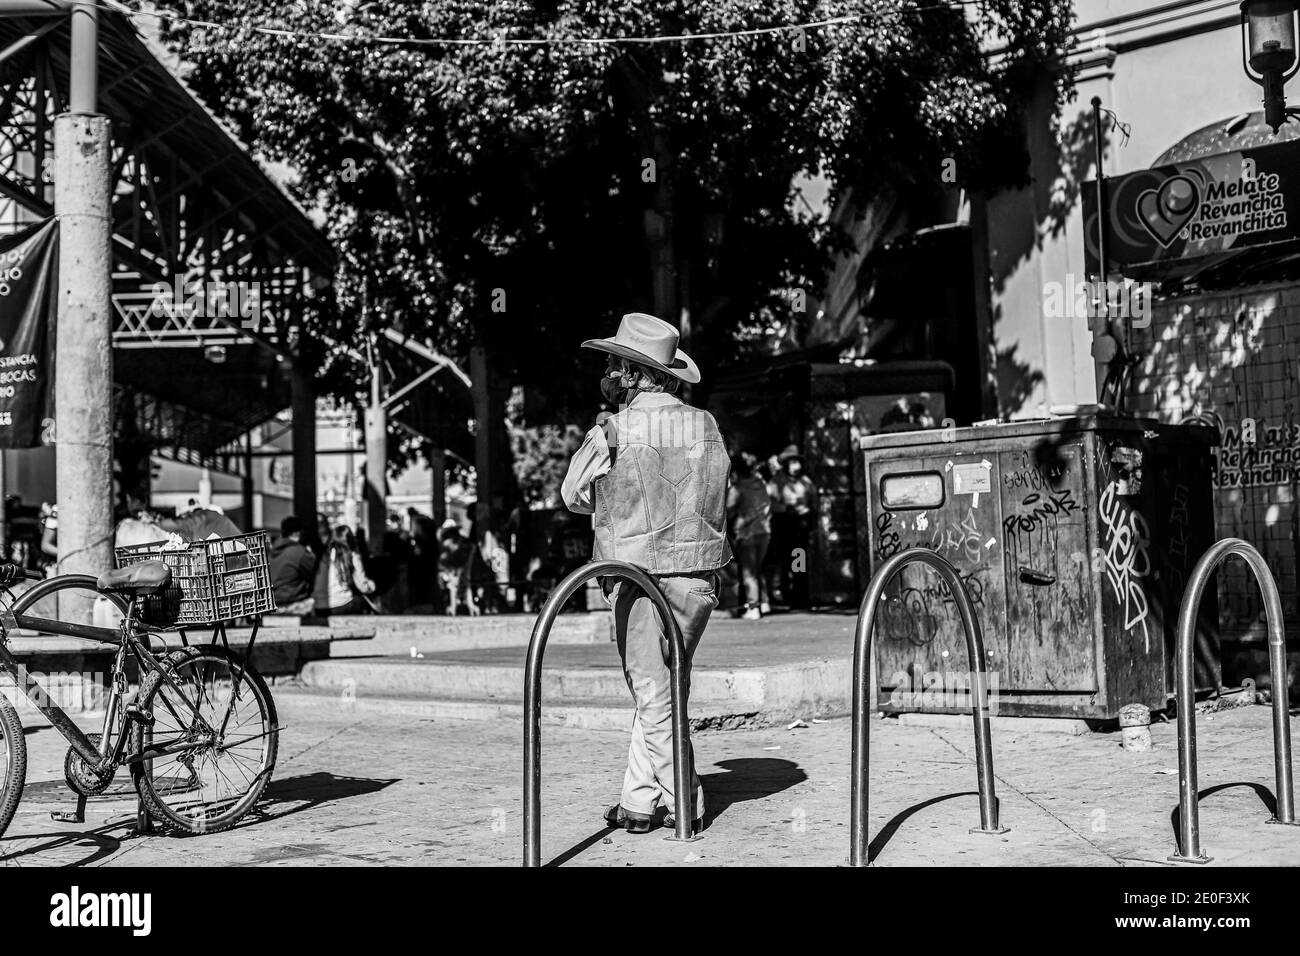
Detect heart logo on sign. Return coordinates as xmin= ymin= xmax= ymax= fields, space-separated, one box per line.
xmin=1136 ymin=174 xmax=1200 ymax=247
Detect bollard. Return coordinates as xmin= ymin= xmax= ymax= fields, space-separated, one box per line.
xmin=850 ymin=548 xmax=1006 ymax=867
xmin=1119 ymin=703 xmax=1152 ymax=752
xmin=1170 ymin=538 xmax=1296 ymax=864
xmin=524 ymin=560 xmax=695 ymax=867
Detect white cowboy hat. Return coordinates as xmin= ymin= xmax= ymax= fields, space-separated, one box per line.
xmin=581 ymin=312 xmax=700 ymax=384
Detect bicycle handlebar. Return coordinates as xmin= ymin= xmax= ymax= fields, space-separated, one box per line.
xmin=0 ymin=563 xmax=44 ymax=586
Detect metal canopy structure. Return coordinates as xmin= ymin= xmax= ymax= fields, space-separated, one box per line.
xmin=0 ymin=8 xmax=334 ymax=467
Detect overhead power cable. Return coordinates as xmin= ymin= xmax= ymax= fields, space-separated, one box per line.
xmin=92 ymin=0 xmax=989 ymax=49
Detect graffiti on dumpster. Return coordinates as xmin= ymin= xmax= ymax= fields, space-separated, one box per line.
xmin=1002 ymin=487 xmax=1082 ymax=543
xmin=929 ymin=507 xmax=984 ymax=564
xmin=1001 ymin=461 xmax=1066 ymax=492
xmin=879 ymin=570 xmax=988 ymax=648
xmin=874 ymin=511 xmax=902 ymax=562
xmin=1099 ymin=480 xmax=1152 ymax=651
xmin=1166 ymin=483 xmax=1191 ymax=597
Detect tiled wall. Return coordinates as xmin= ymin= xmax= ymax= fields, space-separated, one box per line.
xmin=1128 ymin=281 xmax=1300 ymax=648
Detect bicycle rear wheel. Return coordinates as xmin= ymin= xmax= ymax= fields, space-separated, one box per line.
xmin=0 ymin=691 xmax=26 ymax=840
xmin=131 ymin=645 xmax=278 ymax=834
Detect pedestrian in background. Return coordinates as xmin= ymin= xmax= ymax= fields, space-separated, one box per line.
xmin=769 ymin=445 xmax=817 ymax=609
xmin=269 ymin=515 xmax=318 ymax=616
xmin=38 ymin=502 xmax=57 ymax=574
xmin=727 ymin=452 xmax=771 ymax=620
xmin=160 ymin=504 xmax=240 ymax=541
xmin=314 ymin=525 xmax=375 ymax=618
xmin=408 ymin=511 xmax=439 ymax=611
xmin=314 ymin=515 xmax=332 ymax=558
xmin=438 ymin=519 xmax=477 ymax=615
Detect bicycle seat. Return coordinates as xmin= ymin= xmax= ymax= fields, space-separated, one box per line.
xmin=97 ymin=561 xmax=171 ymax=596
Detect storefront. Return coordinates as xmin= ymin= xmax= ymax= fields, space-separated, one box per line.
xmin=1081 ymin=125 xmax=1300 ymax=685
xmin=982 ymin=1 xmax=1300 ymax=691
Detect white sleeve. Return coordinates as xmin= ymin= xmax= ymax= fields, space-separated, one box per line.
xmin=561 ymin=424 xmax=612 ymax=515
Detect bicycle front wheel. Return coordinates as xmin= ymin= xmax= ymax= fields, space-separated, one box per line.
xmin=0 ymin=691 xmax=26 ymax=840
xmin=131 ymin=645 xmax=278 ymax=834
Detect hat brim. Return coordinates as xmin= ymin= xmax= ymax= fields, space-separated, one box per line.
xmin=581 ymin=337 xmax=701 ymax=384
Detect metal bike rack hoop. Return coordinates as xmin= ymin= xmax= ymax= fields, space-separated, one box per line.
xmin=1170 ymin=538 xmax=1296 ymax=864
xmin=850 ymin=547 xmax=1007 ymax=867
xmin=523 ymin=560 xmax=696 ymax=867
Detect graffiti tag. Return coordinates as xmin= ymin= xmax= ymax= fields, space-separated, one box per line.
xmin=1098 ymin=481 xmax=1151 ymax=650
xmin=929 ymin=508 xmax=984 ymax=564
xmin=1002 ymin=487 xmax=1082 ymax=539
xmin=874 ymin=511 xmax=902 ymax=562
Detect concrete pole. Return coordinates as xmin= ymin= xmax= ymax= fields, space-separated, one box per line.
xmin=471 ymin=346 xmax=492 ymax=542
xmin=54 ymin=3 xmax=112 ymax=623
xmin=290 ymin=362 xmax=318 ymax=544
xmin=241 ymin=431 xmax=254 ymax=530
xmin=363 ymin=355 xmax=386 ymax=553
xmin=68 ymin=1 xmax=96 ymax=112
xmin=0 ymin=452 xmax=7 ymax=556
xmin=429 ymin=446 xmax=446 ymax=526
xmin=197 ymin=468 xmax=213 ymax=509
xmin=968 ymin=194 xmax=1001 ymax=420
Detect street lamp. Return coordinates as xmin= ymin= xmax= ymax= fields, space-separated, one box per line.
xmin=1241 ymin=0 xmax=1300 ymax=132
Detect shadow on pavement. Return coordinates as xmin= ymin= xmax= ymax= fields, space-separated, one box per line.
xmin=1168 ymin=780 xmax=1277 ymax=844
xmin=544 ymin=758 xmax=807 ymax=866
xmin=546 ymin=825 xmax=618 ymax=867
xmin=868 ymin=791 xmax=983 ymax=864
xmin=0 ymin=774 xmax=401 ymax=860
xmin=240 ymin=771 xmax=400 ymax=830
xmin=700 ymin=757 xmax=807 ymax=830
xmin=0 ymin=822 xmax=125 ymax=867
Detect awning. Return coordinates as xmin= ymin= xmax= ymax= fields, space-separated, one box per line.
xmin=0 ymin=11 xmax=334 ymax=462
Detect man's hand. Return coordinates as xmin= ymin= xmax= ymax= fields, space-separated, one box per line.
xmin=595 ymin=410 xmax=613 ymax=427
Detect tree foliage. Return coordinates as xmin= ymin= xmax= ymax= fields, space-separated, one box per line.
xmin=162 ymin=0 xmax=1075 ymax=428
xmin=505 ymin=386 xmax=583 ymax=507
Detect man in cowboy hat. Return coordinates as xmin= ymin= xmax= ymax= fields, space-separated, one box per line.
xmin=770 ymin=444 xmax=818 ymax=609
xmin=561 ymin=312 xmax=731 ymax=835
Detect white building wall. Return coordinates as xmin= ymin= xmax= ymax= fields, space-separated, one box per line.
xmin=988 ymin=0 xmax=1260 ymax=414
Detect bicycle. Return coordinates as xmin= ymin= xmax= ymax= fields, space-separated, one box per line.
xmin=0 ymin=559 xmax=278 ymax=838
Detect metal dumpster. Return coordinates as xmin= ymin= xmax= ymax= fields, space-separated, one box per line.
xmin=858 ymin=414 xmax=1219 ymax=719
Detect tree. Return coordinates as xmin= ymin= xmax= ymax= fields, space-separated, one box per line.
xmin=161 ymin=0 xmax=1075 ymax=428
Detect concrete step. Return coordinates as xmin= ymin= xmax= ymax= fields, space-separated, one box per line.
xmin=323 ymin=612 xmax=611 ymax=656
xmin=274 ymin=685 xmax=758 ymax=731
xmin=295 ymin=652 xmax=850 ymax=729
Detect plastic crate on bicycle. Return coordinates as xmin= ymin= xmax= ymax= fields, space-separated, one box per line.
xmin=115 ymin=531 xmax=277 ymax=628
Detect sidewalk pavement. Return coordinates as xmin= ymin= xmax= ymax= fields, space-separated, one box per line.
xmin=2 ymin=695 xmax=1299 ymax=867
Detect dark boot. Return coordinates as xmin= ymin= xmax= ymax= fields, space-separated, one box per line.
xmin=603 ymin=803 xmax=652 ymax=834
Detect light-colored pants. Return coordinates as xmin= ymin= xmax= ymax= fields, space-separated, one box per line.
xmin=733 ymin=533 xmax=770 ymax=609
xmin=606 ymin=572 xmax=717 ymax=817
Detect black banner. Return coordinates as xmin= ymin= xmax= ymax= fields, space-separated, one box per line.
xmin=0 ymin=865 xmax=1281 ymax=940
xmin=0 ymin=219 xmax=57 ymax=448
xmin=1084 ymin=138 xmax=1300 ymax=274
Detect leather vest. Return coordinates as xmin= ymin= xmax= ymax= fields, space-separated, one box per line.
xmin=592 ymin=395 xmax=732 ymax=575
